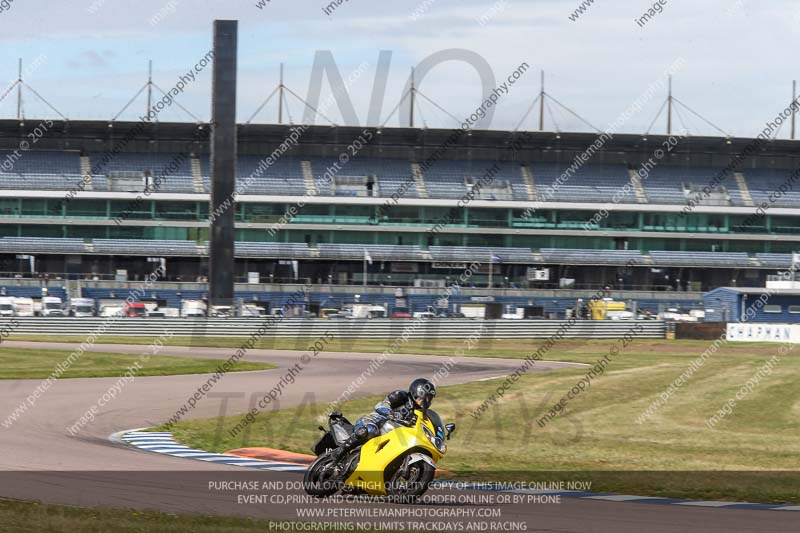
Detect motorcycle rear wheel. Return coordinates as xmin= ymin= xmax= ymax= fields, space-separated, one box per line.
xmin=303 ymin=453 xmax=342 ymax=497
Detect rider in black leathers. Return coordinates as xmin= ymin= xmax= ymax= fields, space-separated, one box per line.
xmin=328 ymin=378 xmax=436 ymax=465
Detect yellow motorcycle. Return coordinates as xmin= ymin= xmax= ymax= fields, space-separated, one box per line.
xmin=304 ymin=409 xmax=455 ymax=499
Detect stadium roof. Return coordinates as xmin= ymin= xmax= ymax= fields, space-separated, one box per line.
xmin=3 ymin=120 xmax=800 ymax=164
xmin=706 ymin=287 xmax=800 ymax=296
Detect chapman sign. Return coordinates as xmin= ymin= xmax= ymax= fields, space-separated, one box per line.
xmin=726 ymin=323 xmax=796 ymax=343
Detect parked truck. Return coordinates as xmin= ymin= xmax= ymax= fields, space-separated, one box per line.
xmin=69 ymin=297 xmax=96 ymax=317
xmin=209 ymin=305 xmax=232 ymax=318
xmin=588 ymin=300 xmax=633 ymax=320
xmin=124 ymin=302 xmax=147 ymax=317
xmin=40 ymin=296 xmax=64 ymax=317
xmin=0 ymin=297 xmax=15 ymax=317
xmin=350 ymin=304 xmax=387 ymax=319
xmin=14 ymin=297 xmax=34 ymax=317
xmin=240 ymin=303 xmax=266 ymax=317
xmin=181 ymin=299 xmax=207 ymax=318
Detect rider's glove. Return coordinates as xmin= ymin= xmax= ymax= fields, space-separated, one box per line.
xmin=389 ymin=408 xmax=409 ymax=421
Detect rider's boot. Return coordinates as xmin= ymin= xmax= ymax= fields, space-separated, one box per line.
xmin=329 ymin=427 xmax=368 ymax=467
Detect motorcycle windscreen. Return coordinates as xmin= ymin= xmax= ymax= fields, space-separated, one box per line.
xmin=426 ymin=409 xmax=446 ymax=440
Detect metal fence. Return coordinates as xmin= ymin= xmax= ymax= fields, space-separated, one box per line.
xmin=4 ymin=318 xmax=667 ymax=339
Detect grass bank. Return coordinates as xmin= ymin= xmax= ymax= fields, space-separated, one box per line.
xmin=159 ymin=339 xmax=800 ymax=504
xmin=0 ymin=346 xmax=274 ymax=379
xmin=7 ymin=333 xmax=734 ymax=361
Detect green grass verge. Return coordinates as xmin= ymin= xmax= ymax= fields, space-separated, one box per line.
xmin=3 ymin=334 xmax=641 ymax=360
xmin=7 ymin=333 xmax=752 ymax=361
xmin=0 ymin=346 xmax=274 ymax=379
xmin=159 ymin=339 xmax=800 ymax=504
xmin=0 ymin=498 xmax=362 ymax=533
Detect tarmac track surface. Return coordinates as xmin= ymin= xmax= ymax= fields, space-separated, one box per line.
xmin=0 ymin=341 xmax=796 ymax=532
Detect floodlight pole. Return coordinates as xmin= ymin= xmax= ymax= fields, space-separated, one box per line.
xmin=278 ymin=63 xmax=284 ymax=124
xmin=792 ymin=80 xmax=797 ymax=140
xmin=409 ymin=67 xmax=415 ymax=128
xmin=538 ymin=70 xmax=544 ymax=131
xmin=667 ymin=75 xmax=672 ymax=135
xmin=16 ymin=58 xmax=22 ymax=120
xmin=146 ymin=60 xmax=153 ymax=116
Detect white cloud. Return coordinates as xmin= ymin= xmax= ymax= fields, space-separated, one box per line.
xmin=0 ymin=0 xmax=796 ymax=136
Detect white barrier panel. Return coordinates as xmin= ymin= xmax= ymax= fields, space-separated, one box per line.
xmin=726 ymin=323 xmax=798 ymax=343
xmin=2 ymin=318 xmax=667 ymax=339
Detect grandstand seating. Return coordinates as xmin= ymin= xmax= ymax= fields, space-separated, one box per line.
xmin=318 ymin=244 xmax=424 ymax=261
xmin=648 ymin=250 xmax=750 ymax=267
xmin=92 ymin=239 xmax=201 ymax=255
xmin=0 ymin=235 xmax=789 ymax=274
xmin=0 ymin=173 xmax=85 ymax=191
xmin=157 ymin=175 xmax=195 ymax=193
xmin=0 ymin=285 xmax=67 ymax=300
xmin=423 ymin=160 xmax=525 ymax=200
xmin=428 ymin=246 xmax=535 ymax=263
xmin=754 ymin=253 xmax=794 ymax=268
xmin=91 ymin=152 xmax=193 ymax=176
xmin=309 ymin=158 xmax=417 ymax=198
xmin=0 ymin=151 xmax=796 ymax=209
xmin=0 ymin=149 xmax=85 ymax=191
xmin=91 ymin=175 xmax=108 ymax=191
xmin=0 ymin=150 xmax=81 ymax=174
xmin=540 ymin=248 xmax=644 ymax=266
xmin=741 ymin=169 xmax=800 ymax=208
xmin=530 ymin=163 xmax=633 ymax=203
xmin=236 ymin=242 xmax=312 ymax=259
xmin=237 ymin=155 xmax=306 ymax=195
xmin=0 ymin=237 xmax=86 ymax=253
xmin=643 ymin=166 xmax=745 ymax=206
xmin=199 ymin=154 xmax=306 ymax=195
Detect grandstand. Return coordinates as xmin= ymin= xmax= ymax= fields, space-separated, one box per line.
xmin=0 ymin=120 xmax=798 ymax=314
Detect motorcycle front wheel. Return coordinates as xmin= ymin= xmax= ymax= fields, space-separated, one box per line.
xmin=385 ymin=460 xmax=435 ymax=500
xmin=303 ymin=453 xmax=341 ymax=497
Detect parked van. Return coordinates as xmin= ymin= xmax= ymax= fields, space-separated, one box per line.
xmin=70 ymin=297 xmax=96 ymax=317
xmin=14 ymin=297 xmax=34 ymax=317
xmin=0 ymin=297 xmax=15 ymax=317
xmin=40 ymin=296 xmax=64 ymax=317
xmin=181 ymin=299 xmax=207 ymax=318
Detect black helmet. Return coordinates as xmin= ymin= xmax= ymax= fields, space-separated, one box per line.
xmin=408 ymin=378 xmax=436 ymax=409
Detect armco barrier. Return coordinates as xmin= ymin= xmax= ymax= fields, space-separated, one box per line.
xmin=3 ymin=318 xmax=666 ymax=339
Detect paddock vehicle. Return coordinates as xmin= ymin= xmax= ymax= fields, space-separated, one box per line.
xmin=99 ymin=305 xmax=124 ymax=317
xmin=40 ymin=296 xmax=64 ymax=317
xmin=349 ymin=304 xmax=387 ymax=319
xmin=0 ymin=297 xmax=15 ymax=317
xmin=209 ymin=305 xmax=232 ymax=318
xmin=304 ymin=409 xmax=455 ymax=500
xmin=14 ymin=297 xmax=34 ymax=317
xmin=124 ymin=302 xmax=146 ymax=317
xmin=241 ymin=304 xmax=266 ymax=317
xmin=588 ymin=299 xmax=631 ymax=320
xmin=181 ymin=299 xmax=207 ymax=317
xmin=70 ymin=297 xmax=96 ymax=317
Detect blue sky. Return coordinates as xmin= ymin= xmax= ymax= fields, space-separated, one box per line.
xmin=0 ymin=0 xmax=796 ymax=137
